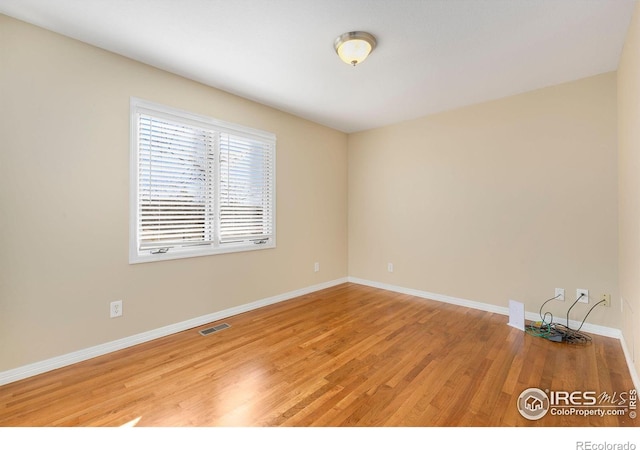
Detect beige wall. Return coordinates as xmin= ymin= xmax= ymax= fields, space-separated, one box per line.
xmin=0 ymin=15 xmax=348 ymax=371
xmin=349 ymin=73 xmax=619 ymax=329
xmin=618 ymin=2 xmax=640 ymax=378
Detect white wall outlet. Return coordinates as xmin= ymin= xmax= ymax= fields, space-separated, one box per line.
xmin=555 ymin=288 xmax=565 ymax=301
xmin=387 ymin=262 xmax=394 ymax=273
xmin=314 ymin=262 xmax=319 ymax=272
xmin=601 ymin=294 xmax=611 ymax=307
xmin=110 ymin=300 xmax=123 ymax=318
xmin=577 ymin=289 xmax=589 ymax=304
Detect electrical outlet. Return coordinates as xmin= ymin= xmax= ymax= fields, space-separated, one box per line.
xmin=314 ymin=262 xmax=319 ymax=272
xmin=601 ymin=294 xmax=611 ymax=307
xmin=387 ymin=262 xmax=394 ymax=273
xmin=555 ymin=288 xmax=565 ymax=301
xmin=110 ymin=300 xmax=123 ymax=318
xmin=577 ymin=289 xmax=589 ymax=304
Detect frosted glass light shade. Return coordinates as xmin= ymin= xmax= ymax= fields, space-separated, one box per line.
xmin=334 ymin=31 xmax=377 ymax=66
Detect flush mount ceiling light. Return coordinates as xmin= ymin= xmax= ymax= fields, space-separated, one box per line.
xmin=334 ymin=31 xmax=377 ymax=66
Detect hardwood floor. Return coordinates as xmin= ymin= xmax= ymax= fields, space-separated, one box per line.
xmin=0 ymin=283 xmax=636 ymax=427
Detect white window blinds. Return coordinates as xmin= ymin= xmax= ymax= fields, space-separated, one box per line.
xmin=138 ymin=115 xmax=215 ymax=251
xmin=130 ymin=98 xmax=275 ymax=263
xmin=219 ymin=133 xmax=274 ymax=244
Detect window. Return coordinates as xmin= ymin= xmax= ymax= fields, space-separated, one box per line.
xmin=130 ymin=98 xmax=275 ymax=263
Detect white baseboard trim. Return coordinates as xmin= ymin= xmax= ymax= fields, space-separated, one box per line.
xmin=348 ymin=276 xmax=510 ymax=314
xmin=4 ymin=276 xmax=638 ymax=394
xmin=348 ymin=277 xmax=621 ymax=337
xmin=0 ymin=277 xmax=348 ymax=387
xmin=619 ymin=334 xmax=640 ymax=392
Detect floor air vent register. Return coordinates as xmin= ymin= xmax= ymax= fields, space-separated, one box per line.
xmin=198 ymin=323 xmax=231 ymax=336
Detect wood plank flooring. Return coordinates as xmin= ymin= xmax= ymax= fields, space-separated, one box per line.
xmin=0 ymin=283 xmax=636 ymax=427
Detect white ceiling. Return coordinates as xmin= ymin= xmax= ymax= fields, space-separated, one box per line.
xmin=0 ymin=0 xmax=636 ymax=133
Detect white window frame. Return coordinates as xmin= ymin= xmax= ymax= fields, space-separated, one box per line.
xmin=129 ymin=98 xmax=276 ymax=264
